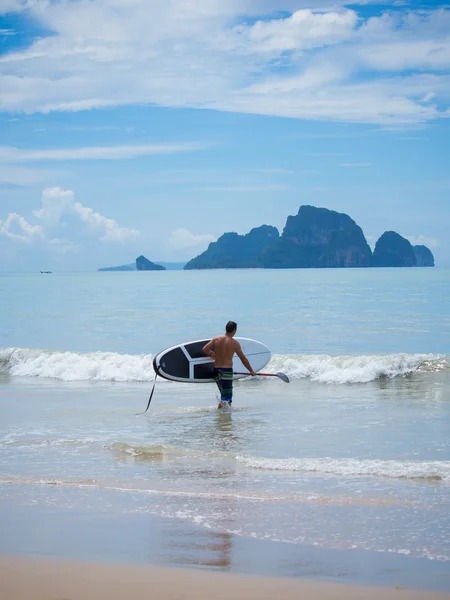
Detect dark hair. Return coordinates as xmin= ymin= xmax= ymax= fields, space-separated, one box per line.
xmin=226 ymin=321 xmax=237 ymax=333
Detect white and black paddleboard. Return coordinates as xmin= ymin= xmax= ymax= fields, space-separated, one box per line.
xmin=153 ymin=337 xmax=271 ymax=383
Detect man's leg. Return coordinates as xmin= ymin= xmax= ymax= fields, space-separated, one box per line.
xmin=214 ymin=368 xmax=224 ymax=408
xmin=219 ymin=369 xmax=233 ymax=407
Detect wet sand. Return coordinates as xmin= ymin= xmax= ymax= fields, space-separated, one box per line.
xmin=1 ymin=556 xmax=449 ymax=600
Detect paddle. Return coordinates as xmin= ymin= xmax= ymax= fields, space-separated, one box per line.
xmin=234 ymin=371 xmax=290 ymax=383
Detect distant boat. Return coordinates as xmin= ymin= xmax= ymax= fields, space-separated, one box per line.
xmin=40 ymin=271 xmax=52 ymax=274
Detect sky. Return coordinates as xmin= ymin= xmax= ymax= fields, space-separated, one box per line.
xmin=0 ymin=0 xmax=449 ymax=271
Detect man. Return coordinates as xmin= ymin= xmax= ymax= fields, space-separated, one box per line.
xmin=202 ymin=321 xmax=257 ymax=408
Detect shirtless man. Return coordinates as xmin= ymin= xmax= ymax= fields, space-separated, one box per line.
xmin=202 ymin=321 xmax=257 ymax=408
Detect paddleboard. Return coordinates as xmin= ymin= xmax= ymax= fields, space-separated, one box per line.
xmin=153 ymin=337 xmax=271 ymax=383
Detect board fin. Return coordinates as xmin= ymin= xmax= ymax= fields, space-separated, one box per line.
xmin=136 ymin=375 xmax=158 ymax=414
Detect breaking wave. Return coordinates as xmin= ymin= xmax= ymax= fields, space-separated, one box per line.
xmin=236 ymin=456 xmax=450 ymax=482
xmin=268 ymin=352 xmax=447 ymax=384
xmin=0 ymin=347 xmax=446 ymax=384
xmin=0 ymin=347 xmax=155 ymax=382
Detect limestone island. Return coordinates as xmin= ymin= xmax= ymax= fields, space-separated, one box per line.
xmin=184 ymin=225 xmax=280 ymax=270
xmin=184 ymin=205 xmax=435 ymax=269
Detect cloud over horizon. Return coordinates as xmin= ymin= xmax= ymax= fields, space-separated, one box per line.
xmin=168 ymin=228 xmax=216 ymax=250
xmin=0 ymin=187 xmax=140 ymax=268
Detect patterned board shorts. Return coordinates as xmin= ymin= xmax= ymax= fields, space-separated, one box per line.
xmin=214 ymin=367 xmax=233 ymax=404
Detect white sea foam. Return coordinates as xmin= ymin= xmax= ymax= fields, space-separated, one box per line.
xmin=0 ymin=347 xmax=446 ymax=383
xmin=236 ymin=455 xmax=450 ymax=482
xmin=268 ymin=352 xmax=446 ymax=384
xmin=0 ymin=347 xmax=155 ymax=382
xmin=0 ymin=436 xmax=103 ymax=449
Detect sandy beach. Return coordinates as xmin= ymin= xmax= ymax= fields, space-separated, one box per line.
xmin=1 ymin=556 xmax=449 ymax=600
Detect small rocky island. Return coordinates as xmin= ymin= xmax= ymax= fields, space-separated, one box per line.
xmin=99 ymin=256 xmax=165 ymax=271
xmin=184 ymin=205 xmax=434 ymax=269
xmin=413 ymin=245 xmax=435 ymax=267
xmin=136 ymin=255 xmax=165 ymax=271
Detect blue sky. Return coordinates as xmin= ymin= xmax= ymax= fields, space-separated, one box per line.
xmin=0 ymin=0 xmax=449 ymax=271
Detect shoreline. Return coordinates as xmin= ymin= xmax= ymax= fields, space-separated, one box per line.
xmin=1 ymin=556 xmax=449 ymax=600
xmin=2 ymin=496 xmax=449 ymax=593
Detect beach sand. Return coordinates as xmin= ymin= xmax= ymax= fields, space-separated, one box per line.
xmin=1 ymin=556 xmax=449 ymax=600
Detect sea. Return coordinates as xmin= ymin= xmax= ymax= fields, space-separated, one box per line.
xmin=1 ymin=268 xmax=449 ymax=590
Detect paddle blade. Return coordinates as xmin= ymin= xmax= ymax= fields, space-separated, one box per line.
xmin=276 ymin=372 xmax=290 ymax=383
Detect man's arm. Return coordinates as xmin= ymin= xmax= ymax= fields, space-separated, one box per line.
xmin=202 ymin=338 xmax=215 ymax=360
xmin=235 ymin=341 xmax=257 ymax=376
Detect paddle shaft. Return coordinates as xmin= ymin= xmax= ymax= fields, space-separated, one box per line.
xmin=234 ymin=372 xmax=277 ymax=377
xmin=234 ymin=371 xmax=290 ymax=383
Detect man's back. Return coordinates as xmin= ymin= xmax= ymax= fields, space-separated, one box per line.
xmin=202 ymin=321 xmax=257 ymax=408
xmin=212 ymin=335 xmax=237 ymax=368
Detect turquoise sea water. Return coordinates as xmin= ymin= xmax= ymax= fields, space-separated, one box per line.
xmin=0 ymin=269 xmax=449 ymax=589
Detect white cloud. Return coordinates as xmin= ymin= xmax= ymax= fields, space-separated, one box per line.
xmin=235 ymin=9 xmax=357 ymax=53
xmin=33 ymin=187 xmax=75 ymax=226
xmin=1 ymin=187 xmax=139 ymax=251
xmin=0 ymin=1 xmax=449 ymax=125
xmin=72 ymin=200 xmax=137 ymax=242
xmin=403 ymin=234 xmax=439 ymax=250
xmin=0 ymin=143 xmax=210 ymax=162
xmin=243 ymin=63 xmax=347 ymax=95
xmin=32 ymin=187 xmax=140 ymax=243
xmin=357 ymin=40 xmax=450 ymax=72
xmin=168 ymin=228 xmax=216 ymax=249
xmin=0 ymin=212 xmax=43 ymax=242
xmin=422 ymin=92 xmax=437 ymax=103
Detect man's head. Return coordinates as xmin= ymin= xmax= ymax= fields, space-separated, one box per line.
xmin=225 ymin=320 xmax=237 ymax=336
